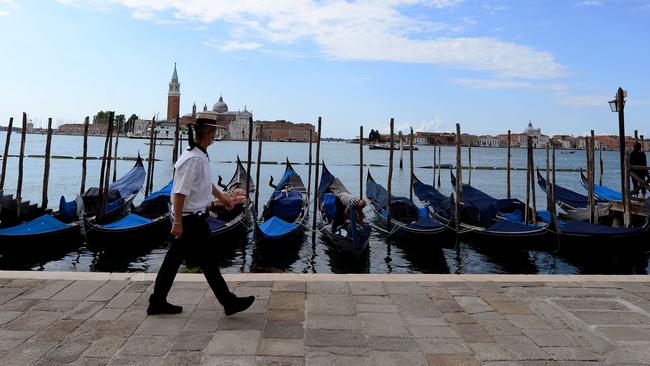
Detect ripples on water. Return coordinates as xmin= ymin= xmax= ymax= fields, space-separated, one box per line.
xmin=0 ymin=133 xmax=647 ymax=274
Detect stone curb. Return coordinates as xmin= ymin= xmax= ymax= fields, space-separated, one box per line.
xmin=1 ymin=271 xmax=649 ymax=282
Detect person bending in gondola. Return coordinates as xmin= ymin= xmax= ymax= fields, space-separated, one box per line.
xmin=147 ymin=117 xmax=255 ymax=316
xmin=331 ymin=192 xmax=366 ymax=234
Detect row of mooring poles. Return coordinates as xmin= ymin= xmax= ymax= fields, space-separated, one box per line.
xmin=0 ymin=117 xmax=13 ymax=192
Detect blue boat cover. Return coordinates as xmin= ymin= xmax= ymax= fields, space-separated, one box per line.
xmin=366 ymin=174 xmax=421 ymax=223
xmin=418 ymin=207 xmax=428 ymax=218
xmin=144 ymin=180 xmax=173 ymax=202
xmin=412 ymin=178 xmax=448 ymax=207
xmin=322 ymin=193 xmax=337 ymax=220
xmin=0 ymin=214 xmax=70 ymax=236
xmin=537 ymin=210 xmax=644 ymax=235
xmin=270 ymin=190 xmax=302 ymax=222
xmin=258 ymin=216 xmax=298 ymax=238
xmin=592 ymin=184 xmax=622 ymax=201
xmin=537 ymin=171 xmax=588 ymax=208
xmin=110 ymin=159 xmax=146 ymax=197
xmin=207 ymin=217 xmax=226 ymax=232
xmin=407 ymin=217 xmax=445 ymax=230
xmin=485 ymin=220 xmax=540 ymax=233
xmin=98 ymin=214 xmax=152 ymax=230
xmin=562 ymin=220 xmax=645 ymax=235
xmin=451 ymin=173 xmax=525 ymax=227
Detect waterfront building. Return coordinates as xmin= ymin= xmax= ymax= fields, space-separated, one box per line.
xmin=518 ymin=121 xmax=550 ymax=148
xmin=478 ymin=135 xmax=501 ymax=147
xmin=257 ymin=121 xmax=315 ymax=142
xmin=552 ymin=135 xmax=577 ymax=149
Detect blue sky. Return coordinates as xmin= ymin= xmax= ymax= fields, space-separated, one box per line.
xmin=1 ymin=0 xmax=649 ymax=138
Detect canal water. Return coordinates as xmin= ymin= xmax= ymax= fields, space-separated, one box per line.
xmin=0 ymin=132 xmax=647 ymax=274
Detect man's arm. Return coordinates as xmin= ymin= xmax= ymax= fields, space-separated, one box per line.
xmin=171 ymin=193 xmax=186 ymax=239
xmin=212 ymin=184 xmax=234 ymax=210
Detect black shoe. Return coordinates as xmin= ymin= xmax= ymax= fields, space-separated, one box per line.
xmin=147 ymin=296 xmax=183 ymax=315
xmin=224 ymin=296 xmax=255 ymax=316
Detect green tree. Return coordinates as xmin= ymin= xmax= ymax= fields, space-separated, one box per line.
xmin=93 ymin=111 xmax=109 ymax=124
xmin=115 ymin=114 xmax=125 ymax=133
xmin=126 ymin=114 xmax=138 ymax=133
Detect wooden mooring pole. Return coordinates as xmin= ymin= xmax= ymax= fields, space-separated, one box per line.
xmin=433 ymin=142 xmax=437 ymax=187
xmin=589 ymin=130 xmax=595 ymax=223
xmin=149 ymin=131 xmax=158 ymax=194
xmin=409 ymin=127 xmax=414 ymax=202
xmin=80 ymin=116 xmax=89 ymax=194
xmin=455 ymin=123 xmax=462 ymax=232
xmin=0 ymin=117 xmax=13 ymax=191
xmin=41 ymin=118 xmax=53 ymax=209
xmin=112 ymin=119 xmax=120 ymax=183
xmin=172 ymin=114 xmax=180 ymax=166
xmin=145 ymin=117 xmax=156 ymax=196
xmin=254 ymin=124 xmax=263 ymax=215
xmin=101 ymin=113 xmax=115 ymax=216
xmin=529 ymin=137 xmax=537 ymax=223
xmin=307 ymin=129 xmax=313 ymax=198
xmin=507 ymin=130 xmax=511 ymax=199
xmin=387 ymin=118 xmax=395 ymax=229
xmin=398 ymin=131 xmax=404 ymax=170
xmin=245 ymin=117 xmax=253 ymax=218
xmin=15 ymin=113 xmax=28 ymax=219
xmin=624 ymin=151 xmax=631 ymax=228
xmin=359 ymin=126 xmax=364 ymax=199
xmin=468 ymin=144 xmax=472 ymax=187
xmin=311 ymin=117 xmax=322 ymax=239
xmin=599 ymin=145 xmax=603 ymax=186
xmin=524 ymin=136 xmax=532 ymax=225
xmin=437 ymin=145 xmax=442 ymax=188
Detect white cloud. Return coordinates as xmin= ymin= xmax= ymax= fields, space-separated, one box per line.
xmin=58 ymin=0 xmax=566 ymax=80
xmin=553 ymin=93 xmax=608 ymax=107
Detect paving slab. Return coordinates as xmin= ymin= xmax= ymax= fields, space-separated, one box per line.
xmin=1 ymin=272 xmax=650 ymax=365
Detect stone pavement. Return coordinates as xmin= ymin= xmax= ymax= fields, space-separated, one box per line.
xmin=2 ymin=272 xmax=650 ymax=365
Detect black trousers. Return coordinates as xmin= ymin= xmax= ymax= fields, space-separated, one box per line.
xmin=152 ymin=213 xmax=235 ymax=306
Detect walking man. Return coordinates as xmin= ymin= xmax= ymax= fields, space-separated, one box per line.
xmin=147 ymin=117 xmax=255 ymax=316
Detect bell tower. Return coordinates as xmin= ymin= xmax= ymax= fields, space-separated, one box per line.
xmin=167 ymin=63 xmax=180 ymax=121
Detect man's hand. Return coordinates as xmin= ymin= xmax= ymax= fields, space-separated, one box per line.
xmin=220 ymin=196 xmax=235 ymax=211
xmin=171 ymin=221 xmax=183 ymax=239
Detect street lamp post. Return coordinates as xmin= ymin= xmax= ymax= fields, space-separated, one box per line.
xmin=609 ymin=87 xmax=627 ymax=199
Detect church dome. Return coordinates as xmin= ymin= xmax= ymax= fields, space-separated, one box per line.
xmin=524 ymin=121 xmax=538 ymax=135
xmin=213 ymin=95 xmax=228 ymax=113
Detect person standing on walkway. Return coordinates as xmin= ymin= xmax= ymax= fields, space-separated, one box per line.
xmin=631 ymin=142 xmax=648 ymax=198
xmin=147 ymin=117 xmax=255 ymax=316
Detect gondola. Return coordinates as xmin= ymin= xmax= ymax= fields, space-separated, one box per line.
xmin=318 ymin=163 xmax=371 ymax=257
xmin=0 ymin=157 xmax=146 ymax=250
xmin=413 ymin=173 xmax=549 ymax=245
xmin=254 ymin=159 xmax=309 ymax=248
xmin=366 ymin=171 xmax=449 ymax=242
xmin=84 ymin=180 xmax=173 ymax=249
xmin=537 ymin=170 xmax=608 ymax=220
xmin=0 ymin=191 xmax=50 ymax=228
xmin=208 ymin=157 xmax=254 ymax=240
xmin=579 ymin=170 xmax=622 ymax=201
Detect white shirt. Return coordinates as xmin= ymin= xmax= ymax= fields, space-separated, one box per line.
xmin=172 ymin=147 xmax=212 ymax=214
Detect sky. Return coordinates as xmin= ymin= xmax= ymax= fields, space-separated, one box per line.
xmin=0 ymin=0 xmax=649 ymax=138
